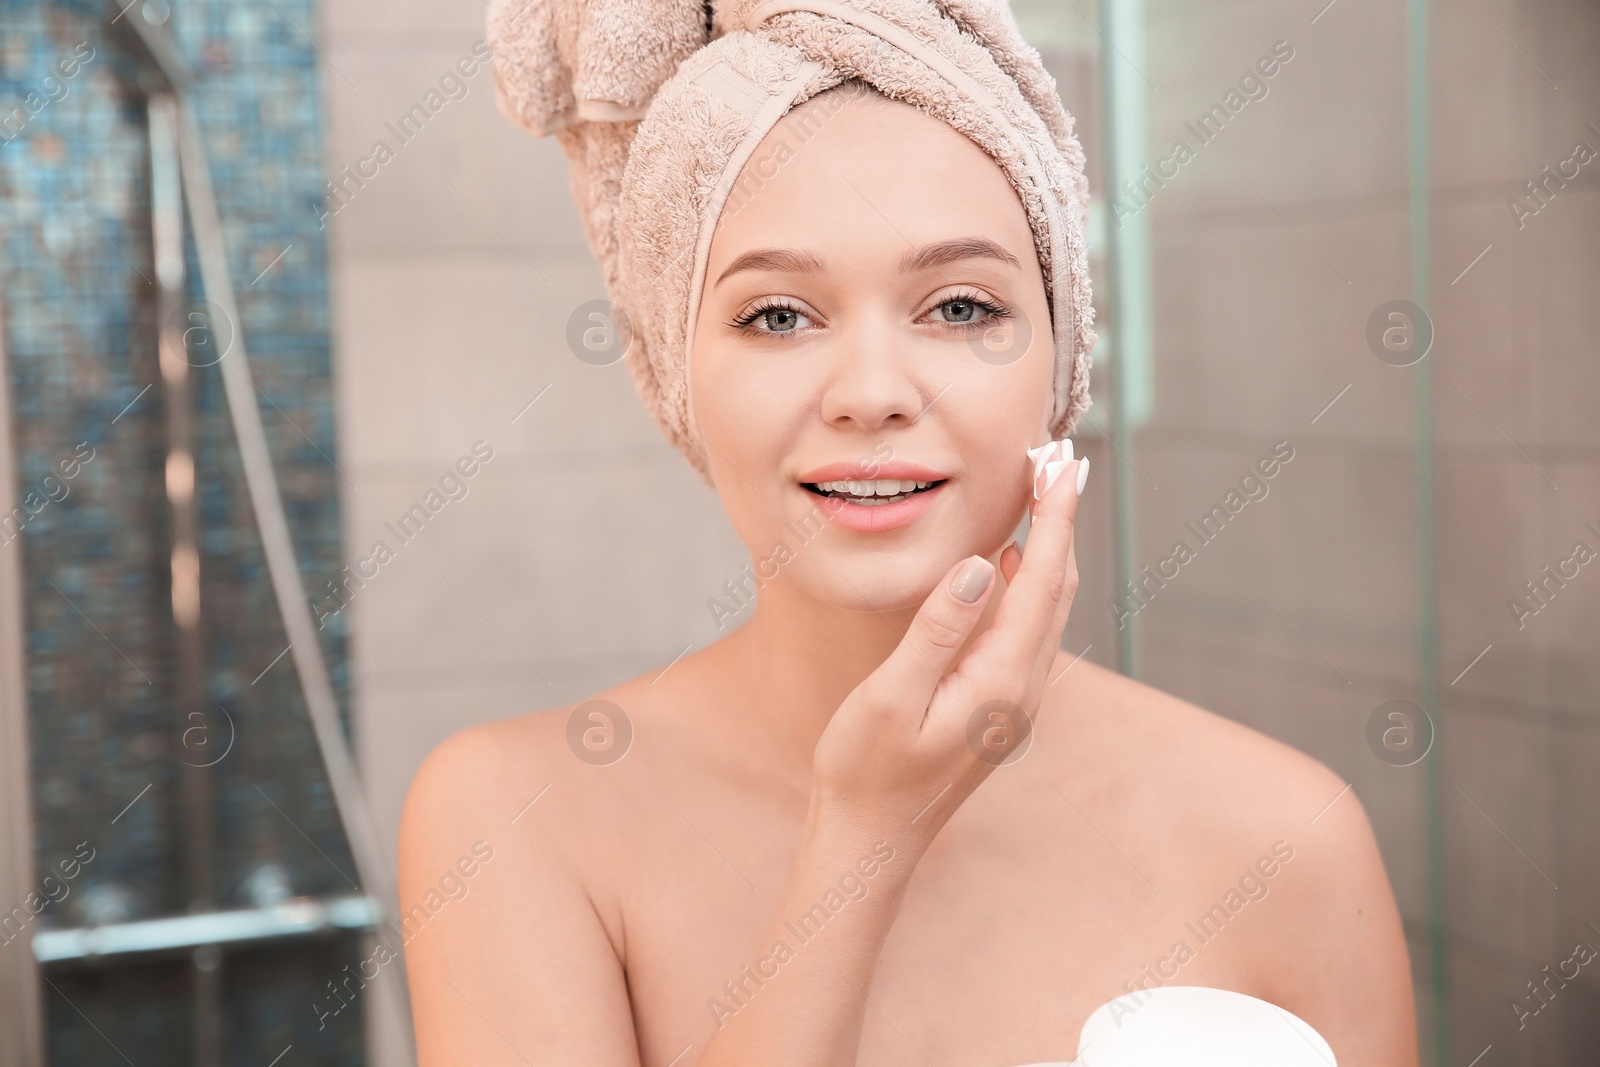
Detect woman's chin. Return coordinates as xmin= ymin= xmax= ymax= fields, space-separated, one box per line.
xmin=793 ymin=554 xmax=967 ymax=615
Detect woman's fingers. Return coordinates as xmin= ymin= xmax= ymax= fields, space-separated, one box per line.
xmin=866 ymin=554 xmax=997 ymax=707
xmin=866 ymin=448 xmax=1083 ymax=718
xmin=1034 ymin=489 xmax=1082 ymax=685
xmin=980 ymin=455 xmax=1083 ymax=683
xmin=1036 ymin=453 xmax=1086 ymax=637
xmin=1023 ymin=457 xmax=1083 ymax=687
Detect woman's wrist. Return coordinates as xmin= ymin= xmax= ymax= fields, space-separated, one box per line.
xmin=695 ymin=791 xmax=924 ymax=1066
xmin=801 ymin=790 xmax=931 ymax=880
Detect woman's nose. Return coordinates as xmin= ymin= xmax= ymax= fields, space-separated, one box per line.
xmin=817 ymin=317 xmax=929 ymax=432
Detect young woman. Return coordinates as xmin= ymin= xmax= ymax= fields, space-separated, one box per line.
xmin=397 ymin=51 xmax=1416 ymax=1067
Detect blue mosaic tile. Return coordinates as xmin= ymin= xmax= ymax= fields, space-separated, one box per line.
xmin=2 ymin=0 xmax=365 ymax=1060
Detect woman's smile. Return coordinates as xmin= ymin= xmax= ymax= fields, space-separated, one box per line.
xmin=796 ymin=460 xmax=952 ymax=533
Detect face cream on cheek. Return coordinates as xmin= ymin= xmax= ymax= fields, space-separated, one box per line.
xmin=1026 ymin=439 xmax=1090 ymax=499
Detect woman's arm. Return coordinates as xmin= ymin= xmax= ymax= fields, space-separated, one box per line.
xmin=1265 ymin=770 xmax=1419 ymax=1067
xmin=399 ymin=724 xmax=642 ymax=1066
xmin=694 ymin=807 xmax=923 ymax=1065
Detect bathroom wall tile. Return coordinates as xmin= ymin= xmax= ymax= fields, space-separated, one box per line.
xmin=345 ymin=447 xmax=743 ymax=685
xmin=332 ymin=249 xmax=677 ymax=476
xmin=1447 ymin=949 xmax=1570 ymax=1067
xmin=1551 ymin=977 xmax=1600 ymax=1064
xmin=1433 ymin=449 xmax=1551 ymax=710
xmin=1408 ymin=926 xmax=1442 ymax=1066
xmin=1550 ymin=721 xmax=1600 ymax=949
xmin=1121 ymin=432 xmax=1423 ymax=688
xmin=1436 ymin=454 xmax=1600 ymax=718
xmin=322 ymin=0 xmax=488 ymax=43
xmin=1440 ymin=701 xmax=1561 ymax=967
xmin=1149 ymin=206 xmax=1423 ymax=450
xmin=1432 ymin=0 xmax=1600 ymax=198
xmin=1429 ymin=200 xmax=1536 ymax=453
xmin=1521 ymin=189 xmax=1600 ymax=453
xmin=321 ymin=42 xmax=589 ymax=256
xmin=1431 ymin=193 xmax=1600 ymax=455
xmin=1141 ymin=0 xmax=1411 ymax=216
xmin=1430 ymin=0 xmax=1539 ymax=193
xmin=1546 ymin=721 xmax=1600 ymax=1061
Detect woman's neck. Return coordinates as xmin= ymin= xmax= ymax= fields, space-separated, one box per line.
xmin=707 ymin=548 xmax=1008 ymax=784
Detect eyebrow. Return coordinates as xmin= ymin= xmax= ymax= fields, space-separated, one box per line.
xmin=713 ymin=237 xmax=1022 ymax=288
xmin=902 ymin=237 xmax=1023 ymax=275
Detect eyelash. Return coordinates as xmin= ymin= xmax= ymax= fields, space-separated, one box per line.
xmin=727 ymin=289 xmax=1012 ymax=337
xmin=931 ymin=288 xmax=1012 ymax=330
xmin=728 ymin=298 xmax=810 ymax=333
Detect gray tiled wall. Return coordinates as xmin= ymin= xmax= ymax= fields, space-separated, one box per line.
xmin=1125 ymin=0 xmax=1600 ymax=1063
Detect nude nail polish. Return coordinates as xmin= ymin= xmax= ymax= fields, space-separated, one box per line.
xmin=950 ymin=556 xmax=995 ymax=603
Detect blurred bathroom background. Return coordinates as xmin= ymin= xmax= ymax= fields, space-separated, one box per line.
xmin=0 ymin=0 xmax=1595 ymax=1064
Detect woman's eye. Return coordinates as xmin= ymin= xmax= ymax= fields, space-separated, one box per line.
xmin=928 ymin=294 xmax=1008 ymax=327
xmin=937 ymin=299 xmax=981 ymax=323
xmin=735 ymin=304 xmax=813 ymax=334
xmin=758 ymin=308 xmax=807 ymax=332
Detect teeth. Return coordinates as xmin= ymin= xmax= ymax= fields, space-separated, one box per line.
xmin=813 ymin=479 xmax=933 ymax=496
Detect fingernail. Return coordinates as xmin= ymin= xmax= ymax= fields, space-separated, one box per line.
xmin=1076 ymin=455 xmax=1090 ymax=496
xmin=1043 ymin=457 xmax=1068 ymax=494
xmin=950 ymin=556 xmax=995 ymax=603
xmin=1028 ymin=439 xmax=1072 ymax=501
xmin=1029 ymin=439 xmax=1077 ymax=500
xmin=1027 ymin=443 xmax=1051 ymax=501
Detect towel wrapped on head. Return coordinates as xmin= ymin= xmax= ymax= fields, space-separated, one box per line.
xmin=487 ymin=0 xmax=1096 ymax=487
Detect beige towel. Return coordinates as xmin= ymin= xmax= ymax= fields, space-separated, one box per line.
xmin=488 ymin=0 xmax=1095 ymax=487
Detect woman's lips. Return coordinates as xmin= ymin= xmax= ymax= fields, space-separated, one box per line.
xmin=803 ymin=480 xmax=948 ymax=533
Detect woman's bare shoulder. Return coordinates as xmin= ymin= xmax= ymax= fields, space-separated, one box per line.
xmin=404 ymin=703 xmax=575 ymax=818
xmin=1046 ymin=657 xmax=1386 ymax=898
xmin=1056 ymin=658 xmax=1415 ymax=1058
xmin=1061 ymin=658 xmax=1349 ymax=830
xmin=397 ymin=690 xmax=649 ymax=1063
xmin=399 ymin=680 xmax=649 ymax=857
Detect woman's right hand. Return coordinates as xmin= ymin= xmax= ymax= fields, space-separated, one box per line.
xmin=810 ymin=449 xmax=1085 ymax=846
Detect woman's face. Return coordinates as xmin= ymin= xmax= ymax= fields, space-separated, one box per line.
xmin=690 ymin=86 xmax=1057 ymax=612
